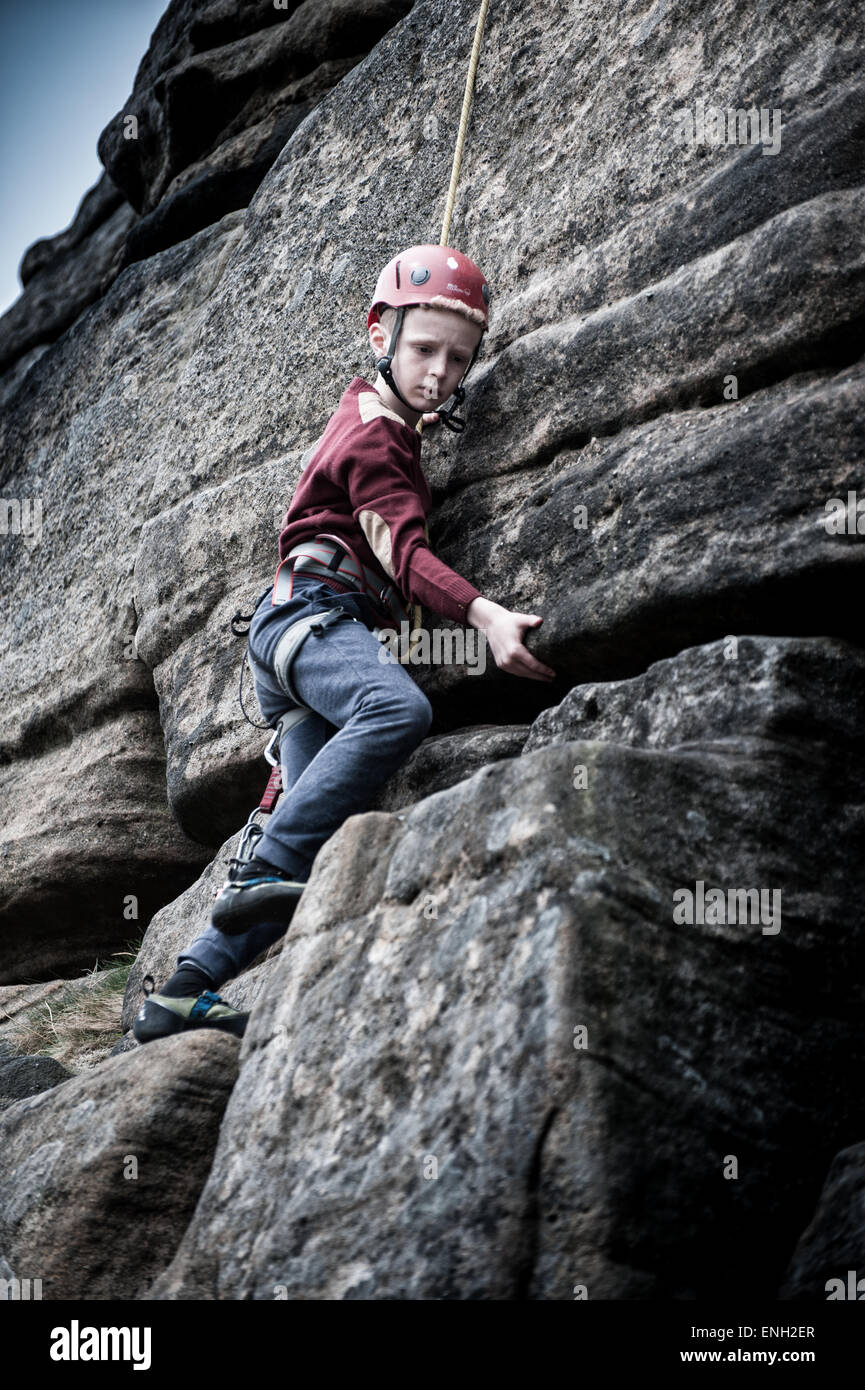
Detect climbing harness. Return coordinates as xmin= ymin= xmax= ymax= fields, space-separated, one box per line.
xmin=275 ymin=533 xmax=413 ymax=629
xmin=229 ymin=589 xmax=348 ymax=729
xmin=272 ymin=604 xmax=347 ymax=708
xmin=227 ymin=0 xmax=493 ymax=839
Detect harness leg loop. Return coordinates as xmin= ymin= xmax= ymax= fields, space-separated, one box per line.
xmin=272 ymin=606 xmax=347 ymax=708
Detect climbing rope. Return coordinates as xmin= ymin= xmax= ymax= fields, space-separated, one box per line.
xmin=439 ymin=0 xmax=492 ymax=250
xmin=405 ymin=0 xmax=492 ymax=661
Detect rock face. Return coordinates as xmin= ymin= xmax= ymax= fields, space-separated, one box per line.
xmin=0 ymin=173 xmax=136 ymax=378
xmin=779 ymin=1144 xmax=865 ymax=1301
xmin=523 ymin=635 xmax=865 ymax=756
xmin=0 ymin=1055 xmax=72 ymax=1113
xmin=100 ymin=0 xmax=415 ymax=270
xmin=0 ymin=2 xmax=414 ymax=378
xmin=121 ymin=722 xmax=528 ymax=1022
xmin=150 ymin=636 xmax=865 ymax=1299
xmin=0 ymin=0 xmax=862 ymax=1298
xmin=0 ymin=1032 xmax=240 ymax=1299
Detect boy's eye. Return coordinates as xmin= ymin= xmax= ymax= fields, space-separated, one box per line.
xmin=415 ymin=345 xmax=464 ymax=362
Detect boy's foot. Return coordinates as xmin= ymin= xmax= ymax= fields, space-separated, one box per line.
xmin=132 ymin=986 xmax=249 ymax=1044
xmin=211 ymin=854 xmax=305 ymax=936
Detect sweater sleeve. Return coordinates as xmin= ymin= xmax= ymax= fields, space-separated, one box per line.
xmin=343 ymin=420 xmax=482 ymax=625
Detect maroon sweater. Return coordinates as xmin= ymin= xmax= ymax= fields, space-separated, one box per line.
xmin=277 ymin=376 xmax=482 ymax=625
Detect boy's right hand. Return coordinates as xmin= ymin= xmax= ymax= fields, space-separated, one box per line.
xmin=466 ymin=597 xmax=556 ymax=682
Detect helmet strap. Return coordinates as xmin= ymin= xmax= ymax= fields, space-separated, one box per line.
xmin=434 ymin=331 xmax=484 ymax=432
xmin=375 ymin=307 xmax=416 ymax=411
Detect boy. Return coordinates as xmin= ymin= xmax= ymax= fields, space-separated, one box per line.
xmin=134 ymin=244 xmax=555 ymax=1045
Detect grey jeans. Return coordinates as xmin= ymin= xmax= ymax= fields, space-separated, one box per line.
xmin=175 ymin=574 xmax=433 ymax=988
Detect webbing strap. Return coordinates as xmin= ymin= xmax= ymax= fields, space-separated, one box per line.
xmin=256 ymin=705 xmax=314 ymax=816
xmin=258 ymin=765 xmax=283 ymax=814
xmin=188 ymin=991 xmax=220 ymax=1021
xmin=276 ymin=535 xmax=411 ymax=629
xmin=272 ymin=606 xmax=347 ymax=708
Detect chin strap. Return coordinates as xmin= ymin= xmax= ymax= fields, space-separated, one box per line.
xmin=434 ymin=385 xmax=467 ymax=432
xmin=375 ymin=306 xmax=480 ymax=432
xmin=375 ymin=307 xmax=413 ymax=410
xmin=432 ymin=335 xmax=482 ymax=433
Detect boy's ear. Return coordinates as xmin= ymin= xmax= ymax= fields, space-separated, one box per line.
xmin=368 ymin=321 xmax=387 ymax=355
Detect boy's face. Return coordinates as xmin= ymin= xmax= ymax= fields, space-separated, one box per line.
xmin=369 ymin=306 xmax=484 ymax=422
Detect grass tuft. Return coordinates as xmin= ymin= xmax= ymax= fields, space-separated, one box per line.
xmin=0 ymin=940 xmax=143 ymax=1073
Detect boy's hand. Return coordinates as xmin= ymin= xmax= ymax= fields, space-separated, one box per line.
xmin=421 ymin=411 xmax=440 ymax=426
xmin=466 ymin=598 xmax=556 ymax=681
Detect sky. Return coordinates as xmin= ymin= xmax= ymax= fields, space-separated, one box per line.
xmin=0 ymin=0 xmax=167 ymax=319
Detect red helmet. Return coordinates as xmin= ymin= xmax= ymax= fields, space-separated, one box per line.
xmin=367 ymin=244 xmax=490 ymax=332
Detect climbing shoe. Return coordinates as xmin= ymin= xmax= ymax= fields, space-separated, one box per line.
xmin=211 ymin=853 xmax=305 ymax=936
xmin=132 ymin=978 xmax=249 ymax=1044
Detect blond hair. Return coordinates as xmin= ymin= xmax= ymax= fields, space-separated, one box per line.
xmin=377 ymin=299 xmax=486 ymax=336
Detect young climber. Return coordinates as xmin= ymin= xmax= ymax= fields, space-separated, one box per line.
xmin=133 ymin=243 xmax=556 ymax=1044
